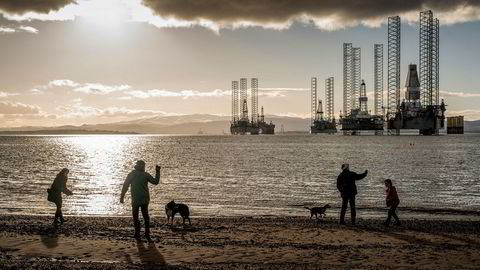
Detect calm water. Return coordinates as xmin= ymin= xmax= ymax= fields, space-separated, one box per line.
xmin=0 ymin=135 xmax=479 ymax=219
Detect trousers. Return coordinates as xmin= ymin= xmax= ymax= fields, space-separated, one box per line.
xmin=340 ymin=195 xmax=356 ymax=225
xmin=132 ymin=204 xmax=150 ymax=236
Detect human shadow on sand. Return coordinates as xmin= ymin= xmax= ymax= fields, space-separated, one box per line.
xmin=136 ymin=240 xmax=166 ymax=266
xmin=40 ymin=225 xmax=59 ymax=249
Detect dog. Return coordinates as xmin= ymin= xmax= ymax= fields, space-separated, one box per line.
xmin=304 ymin=204 xmax=331 ymax=220
xmin=165 ymin=200 xmax=191 ymax=225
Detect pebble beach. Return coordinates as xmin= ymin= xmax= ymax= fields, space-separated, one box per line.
xmin=1 ymin=215 xmax=479 ymax=269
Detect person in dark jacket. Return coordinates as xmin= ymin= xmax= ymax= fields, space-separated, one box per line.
xmin=336 ymin=164 xmax=368 ymax=225
xmin=384 ymin=179 xmax=401 ymax=226
xmin=47 ymin=168 xmax=73 ymax=224
xmin=120 ymin=160 xmax=160 ymax=240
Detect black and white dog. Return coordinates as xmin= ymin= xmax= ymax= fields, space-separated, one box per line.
xmin=165 ymin=200 xmax=191 ymax=225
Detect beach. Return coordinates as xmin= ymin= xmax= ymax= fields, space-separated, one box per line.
xmin=1 ymin=214 xmax=479 ymax=269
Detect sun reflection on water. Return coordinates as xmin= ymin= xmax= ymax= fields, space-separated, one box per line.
xmin=61 ymin=136 xmax=134 ymax=215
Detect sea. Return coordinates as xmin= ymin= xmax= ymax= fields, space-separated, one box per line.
xmin=0 ymin=134 xmax=479 ymax=220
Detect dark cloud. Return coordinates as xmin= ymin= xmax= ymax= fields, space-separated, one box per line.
xmin=0 ymin=0 xmax=75 ymax=15
xmin=142 ymin=0 xmax=480 ymax=26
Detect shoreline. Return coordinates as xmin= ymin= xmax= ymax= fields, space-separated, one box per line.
xmin=2 ymin=205 xmax=479 ymax=221
xmin=1 ymin=215 xmax=479 ymax=269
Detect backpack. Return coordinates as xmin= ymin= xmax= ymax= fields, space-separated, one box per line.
xmin=47 ymin=188 xmax=54 ymax=202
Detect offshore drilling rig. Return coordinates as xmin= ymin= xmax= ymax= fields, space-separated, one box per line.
xmin=339 ymin=43 xmax=384 ymax=134
xmin=336 ymin=10 xmax=446 ymax=135
xmin=230 ymin=78 xmax=275 ymax=135
xmin=310 ymin=77 xmax=337 ymax=133
xmin=387 ymin=11 xmax=446 ymax=135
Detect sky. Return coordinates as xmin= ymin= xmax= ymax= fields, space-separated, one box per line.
xmin=0 ymin=0 xmax=480 ymax=127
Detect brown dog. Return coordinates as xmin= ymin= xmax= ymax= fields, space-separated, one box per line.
xmin=304 ymin=204 xmax=331 ymax=220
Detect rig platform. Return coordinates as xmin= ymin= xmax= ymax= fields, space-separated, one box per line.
xmin=340 ymin=80 xmax=384 ymax=135
xmin=230 ymin=78 xmax=275 ymax=135
xmin=311 ymin=119 xmax=337 ymax=134
xmin=387 ymin=64 xmax=446 ymax=135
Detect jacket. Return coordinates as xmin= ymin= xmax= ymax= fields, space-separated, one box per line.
xmin=386 ymin=186 xmax=400 ymax=207
xmin=336 ymin=169 xmax=367 ymax=197
xmin=49 ymin=174 xmax=72 ymax=195
xmin=121 ymin=169 xmax=160 ymax=206
xmin=47 ymin=174 xmax=72 ymax=204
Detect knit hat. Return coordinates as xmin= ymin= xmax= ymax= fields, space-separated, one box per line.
xmin=134 ymin=160 xmax=146 ymax=170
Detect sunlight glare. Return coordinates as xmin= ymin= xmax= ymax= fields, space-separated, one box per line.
xmin=66 ymin=136 xmax=132 ymax=215
xmin=80 ymin=0 xmax=129 ymax=28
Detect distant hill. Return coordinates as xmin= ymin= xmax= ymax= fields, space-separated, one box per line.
xmin=0 ymin=115 xmax=478 ymax=135
xmin=0 ymin=114 xmax=310 ymax=135
xmin=0 ymin=129 xmax=137 ymax=135
xmin=465 ymin=120 xmax=480 ymax=133
xmin=84 ymin=115 xmax=310 ymax=134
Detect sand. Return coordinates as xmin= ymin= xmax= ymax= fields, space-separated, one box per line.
xmin=1 ymin=215 xmax=479 ymax=269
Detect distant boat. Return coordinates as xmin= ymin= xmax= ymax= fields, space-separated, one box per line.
xmin=197 ymin=129 xmax=204 ymax=135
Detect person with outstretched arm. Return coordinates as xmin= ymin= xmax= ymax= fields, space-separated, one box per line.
xmin=47 ymin=168 xmax=73 ymax=224
xmin=120 ymin=160 xmax=160 ymax=241
xmin=336 ymin=164 xmax=368 ymax=225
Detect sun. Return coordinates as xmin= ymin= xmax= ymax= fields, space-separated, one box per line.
xmin=79 ymin=0 xmax=130 ymax=27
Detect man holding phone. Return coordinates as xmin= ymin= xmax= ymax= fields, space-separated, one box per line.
xmin=121 ymin=160 xmax=161 ymax=240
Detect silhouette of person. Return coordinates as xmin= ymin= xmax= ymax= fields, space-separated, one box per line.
xmin=336 ymin=164 xmax=368 ymax=225
xmin=121 ymin=160 xmax=160 ymax=240
xmin=47 ymin=168 xmax=73 ymax=224
xmin=384 ymin=179 xmax=401 ymax=226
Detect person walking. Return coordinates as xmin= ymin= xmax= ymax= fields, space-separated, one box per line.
xmin=336 ymin=164 xmax=368 ymax=225
xmin=47 ymin=168 xmax=73 ymax=224
xmin=384 ymin=179 xmax=401 ymax=226
xmin=120 ymin=160 xmax=160 ymax=240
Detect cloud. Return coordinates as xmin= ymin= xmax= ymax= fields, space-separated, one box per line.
xmin=0 ymin=91 xmax=19 ymax=98
xmin=0 ymin=0 xmax=134 ymax=23
xmin=440 ymin=90 xmax=480 ymax=98
xmin=124 ymin=89 xmax=230 ymax=99
xmin=122 ymin=87 xmax=301 ymax=99
xmin=0 ymin=0 xmax=75 ymax=15
xmin=36 ymin=79 xmax=129 ymax=95
xmin=0 ymin=101 xmax=40 ymax=114
xmin=447 ymin=110 xmax=480 ymax=120
xmin=27 ymin=79 xmax=79 ymax=95
xmin=2 ymin=0 xmax=479 ymax=32
xmin=38 ymin=79 xmax=238 ymax=98
xmin=73 ymin=83 xmax=131 ymax=95
xmin=274 ymin=112 xmax=310 ymax=119
xmin=0 ymin=26 xmax=15 ymax=33
xmin=29 ymin=88 xmax=46 ymax=95
xmin=18 ymin=25 xmax=38 ymax=34
xmin=48 ymin=79 xmax=80 ymax=87
xmin=121 ymin=87 xmax=311 ymax=99
xmin=0 ymin=25 xmax=40 ymax=34
xmin=260 ymin=87 xmax=309 ymax=92
xmin=141 ymin=0 xmax=480 ymax=31
xmin=258 ymin=87 xmax=310 ymax=98
xmin=56 ymin=102 xmax=171 ymax=119
xmin=2 ymin=0 xmax=478 ymax=32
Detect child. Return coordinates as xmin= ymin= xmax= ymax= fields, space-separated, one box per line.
xmin=384 ymin=179 xmax=401 ymax=226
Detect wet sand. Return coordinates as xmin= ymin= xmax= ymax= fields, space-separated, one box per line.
xmin=1 ymin=215 xmax=479 ymax=269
